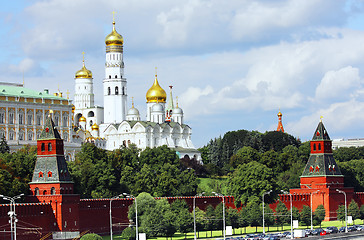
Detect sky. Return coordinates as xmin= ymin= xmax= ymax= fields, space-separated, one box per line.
xmin=1 ymin=0 xmax=364 ymax=147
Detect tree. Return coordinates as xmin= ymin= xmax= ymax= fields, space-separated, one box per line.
xmin=261 ymin=131 xmax=300 ymax=152
xmin=226 ymin=208 xmax=239 ymax=234
xmin=227 ymin=161 xmax=276 ymax=206
xmin=275 ymin=201 xmax=289 ymax=230
xmin=292 ymin=206 xmax=300 ymax=223
xmin=170 ymin=199 xmax=193 ymax=237
xmin=337 ymin=205 xmax=346 ymax=222
xmin=121 ymin=227 xmax=136 ymax=240
xmin=360 ymin=204 xmax=364 ymax=220
xmin=80 ymin=233 xmax=102 ymax=240
xmin=247 ymin=201 xmax=262 ymax=232
xmin=314 ymin=204 xmax=326 ymax=227
xmin=0 ymin=137 xmax=9 ymax=154
xmin=263 ymin=204 xmax=275 ymax=232
xmin=229 ymin=146 xmax=261 ymax=168
xmin=348 ymin=199 xmax=360 ymax=223
xmin=300 ymin=205 xmax=311 ymax=227
xmin=237 ymin=206 xmax=250 ymax=233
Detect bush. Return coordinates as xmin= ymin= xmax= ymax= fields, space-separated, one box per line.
xmin=121 ymin=227 xmax=136 ymax=240
xmin=80 ymin=233 xmax=103 ymax=240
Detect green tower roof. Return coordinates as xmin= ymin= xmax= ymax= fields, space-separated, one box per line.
xmin=312 ymin=121 xmax=330 ymax=141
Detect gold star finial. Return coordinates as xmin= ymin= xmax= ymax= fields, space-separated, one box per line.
xmin=320 ymin=116 xmax=323 ymax=122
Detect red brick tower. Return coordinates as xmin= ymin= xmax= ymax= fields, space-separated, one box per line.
xmin=28 ymin=114 xmax=80 ymax=238
xmin=277 ymin=110 xmax=284 ymax=132
xmin=290 ymin=119 xmax=354 ymax=220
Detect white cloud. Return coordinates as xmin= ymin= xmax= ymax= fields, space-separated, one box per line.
xmin=315 ymin=66 xmax=361 ymax=101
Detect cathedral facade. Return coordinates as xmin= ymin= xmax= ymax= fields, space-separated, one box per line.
xmin=73 ymin=18 xmax=200 ymax=160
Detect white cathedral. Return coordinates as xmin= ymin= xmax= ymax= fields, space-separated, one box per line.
xmin=72 ymin=18 xmax=200 ymax=160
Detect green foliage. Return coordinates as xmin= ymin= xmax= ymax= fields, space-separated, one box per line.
xmin=261 ymin=131 xmax=300 ymax=152
xmin=339 ymin=159 xmax=364 ymax=192
xmin=170 ymin=199 xmax=193 ymax=235
xmin=229 ymin=146 xmax=261 ymax=168
xmin=0 ymin=137 xmax=9 ymax=154
xmin=80 ymin=233 xmax=102 ymax=240
xmin=128 ymin=192 xmax=176 ymax=237
xmin=348 ymin=199 xmax=360 ymax=221
xmin=275 ymin=201 xmax=289 ymax=226
xmin=360 ymin=204 xmax=364 ymax=220
xmin=226 ymin=208 xmax=240 ymax=229
xmin=227 ymin=161 xmax=276 ymax=206
xmin=333 ymin=146 xmax=364 ymax=162
xmin=68 ymin=144 xmax=197 ymax=198
xmin=314 ymin=204 xmax=326 ymax=227
xmin=247 ymin=201 xmax=262 ymax=227
xmin=300 ymin=205 xmax=311 ymax=227
xmin=121 ymin=227 xmax=136 ymax=240
xmin=337 ymin=205 xmax=346 ymax=222
xmin=264 ymin=204 xmax=275 ymax=227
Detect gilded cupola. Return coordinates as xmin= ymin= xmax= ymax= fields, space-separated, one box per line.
xmin=105 ymin=20 xmax=123 ymax=46
xmin=75 ymin=53 xmax=92 ymax=78
xmin=146 ymin=70 xmax=166 ymax=103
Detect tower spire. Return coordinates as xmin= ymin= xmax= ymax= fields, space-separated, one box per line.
xmin=276 ymin=109 xmax=284 ymax=132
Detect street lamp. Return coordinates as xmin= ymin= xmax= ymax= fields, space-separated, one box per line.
xmin=123 ymin=193 xmax=138 ymax=240
xmin=212 ymin=192 xmax=225 ymax=240
xmin=336 ymin=189 xmax=347 ymax=233
xmin=110 ymin=194 xmax=122 ymax=240
xmin=0 ymin=193 xmax=24 ymax=240
xmin=193 ymin=192 xmax=205 ymax=240
xmin=262 ymin=190 xmax=272 ymax=234
xmin=310 ymin=190 xmax=319 ymax=230
xmin=281 ymin=190 xmax=293 ymax=239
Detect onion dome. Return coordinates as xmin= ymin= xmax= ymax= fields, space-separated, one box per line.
xmin=72 ymin=105 xmax=75 ymax=113
xmin=146 ymin=72 xmax=166 ymax=103
xmin=172 ymin=106 xmax=183 ymax=115
xmin=152 ymin=103 xmax=163 ymax=112
xmin=105 ymin=20 xmax=123 ymax=46
xmin=91 ymin=123 xmax=99 ymax=130
xmin=278 ymin=110 xmax=282 ymax=117
xmin=75 ymin=55 xmax=92 ymax=78
xmin=128 ymin=107 xmax=140 ymax=116
xmin=79 ymin=116 xmax=86 ymax=122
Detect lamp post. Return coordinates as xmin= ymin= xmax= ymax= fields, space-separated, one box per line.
xmin=0 ymin=193 xmax=24 ymax=240
xmin=336 ymin=189 xmax=347 ymax=233
xmin=281 ymin=190 xmax=293 ymax=239
xmin=193 ymin=192 xmax=205 ymax=240
xmin=123 ymin=193 xmax=138 ymax=240
xmin=310 ymin=190 xmax=319 ymax=230
xmin=262 ymin=190 xmax=272 ymax=234
xmin=212 ymin=192 xmax=225 ymax=240
xmin=110 ymin=194 xmax=122 ymax=240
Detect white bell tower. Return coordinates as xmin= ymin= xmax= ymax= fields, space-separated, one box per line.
xmin=103 ymin=13 xmax=127 ymax=124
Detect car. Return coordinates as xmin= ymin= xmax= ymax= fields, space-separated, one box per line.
xmin=356 ymin=225 xmax=364 ymax=231
xmin=320 ymin=230 xmax=327 ymax=236
xmin=325 ymin=226 xmax=338 ymax=233
xmin=348 ymin=226 xmax=357 ymax=232
xmin=244 ymin=234 xmax=257 ymax=240
xmin=312 ymin=228 xmax=324 ymax=235
xmin=305 ymin=229 xmax=314 ymax=235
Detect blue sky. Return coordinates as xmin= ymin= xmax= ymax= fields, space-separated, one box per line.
xmin=1 ymin=0 xmax=364 ymax=147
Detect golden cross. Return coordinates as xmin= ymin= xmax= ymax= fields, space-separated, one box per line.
xmin=66 ymin=89 xmax=70 ymax=99
xmin=131 ymin=96 xmax=134 ymax=107
xmin=155 ymin=67 xmax=158 ymax=77
xmin=112 ymin=11 xmax=116 ymax=22
xmin=176 ymin=96 xmax=179 ymax=107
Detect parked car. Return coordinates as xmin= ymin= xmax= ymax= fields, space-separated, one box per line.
xmin=320 ymin=230 xmax=327 ymax=236
xmin=305 ymin=229 xmax=314 ymax=235
xmin=312 ymin=228 xmax=324 ymax=235
xmin=325 ymin=226 xmax=338 ymax=233
xmin=339 ymin=226 xmax=347 ymax=232
xmin=348 ymin=226 xmax=357 ymax=232
xmin=356 ymin=225 xmax=364 ymax=231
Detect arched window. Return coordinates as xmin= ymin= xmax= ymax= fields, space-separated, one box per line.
xmin=115 ymin=86 xmax=119 ymax=95
xmin=318 ymin=143 xmax=321 ymax=151
xmin=35 ymin=188 xmax=39 ymax=196
xmin=39 ymin=171 xmax=43 ymax=178
xmin=122 ymin=87 xmax=125 ymax=95
xmin=43 ymin=190 xmax=47 ymax=195
xmin=108 ymin=87 xmax=111 ymax=95
xmin=109 ymin=75 xmax=111 ymax=79
xmin=51 ymin=187 xmax=55 ymax=195
xmin=313 ymin=144 xmax=316 ymax=151
xmin=41 ymin=143 xmax=45 ymax=151
xmin=48 ymin=171 xmax=52 ymax=178
xmin=48 ymin=142 xmax=52 ymax=151
xmin=115 ymin=75 xmax=117 ymax=78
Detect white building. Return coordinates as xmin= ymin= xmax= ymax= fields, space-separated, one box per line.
xmin=73 ymin=18 xmax=200 ymax=161
xmin=332 ymin=138 xmax=364 ymax=150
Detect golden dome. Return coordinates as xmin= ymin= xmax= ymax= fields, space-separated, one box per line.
xmin=105 ymin=21 xmax=123 ymax=46
xmin=278 ymin=110 xmax=282 ymax=117
xmin=79 ymin=116 xmax=86 ymax=122
xmin=146 ymin=74 xmax=166 ymax=103
xmin=91 ymin=123 xmax=99 ymax=130
xmin=75 ymin=58 xmax=92 ymax=79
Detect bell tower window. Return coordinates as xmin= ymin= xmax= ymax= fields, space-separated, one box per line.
xmin=115 ymin=87 xmax=119 ymax=95
xmin=108 ymin=87 xmax=111 ymax=95
xmin=41 ymin=143 xmax=45 ymax=151
xmin=48 ymin=142 xmax=52 ymax=151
